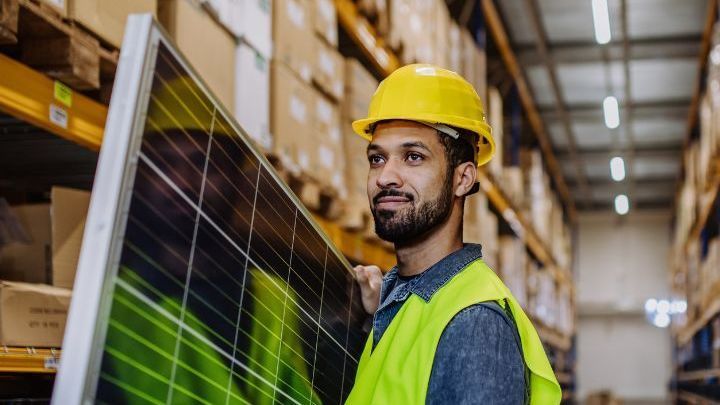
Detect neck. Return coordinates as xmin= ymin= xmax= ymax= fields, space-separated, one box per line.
xmin=394 ymin=203 xmax=464 ymax=277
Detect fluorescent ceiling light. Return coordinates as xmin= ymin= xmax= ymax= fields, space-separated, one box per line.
xmin=610 ymin=156 xmax=625 ymax=181
xmin=614 ymin=194 xmax=629 ymax=215
xmin=591 ymin=0 xmax=611 ymax=44
xmin=604 ymin=96 xmax=620 ymax=129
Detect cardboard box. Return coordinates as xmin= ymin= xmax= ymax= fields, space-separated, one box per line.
xmin=313 ymin=37 xmax=345 ymax=101
xmin=487 ymin=86 xmax=503 ymax=177
xmin=0 ymin=204 xmax=51 ymax=284
xmin=206 ymin=0 xmax=273 ymax=57
xmin=69 ymin=0 xmax=157 ymax=49
xmin=313 ymin=0 xmax=337 ymax=47
xmin=342 ymin=122 xmax=371 ymax=228
xmin=235 ymin=42 xmax=272 ymax=151
xmin=448 ymin=21 xmax=462 ymax=73
xmin=271 ymin=61 xmax=313 ymax=171
xmin=310 ymin=92 xmax=345 ymax=193
xmin=343 ymin=58 xmax=378 ymax=123
xmin=50 ymin=187 xmax=90 ymax=289
xmin=273 ymin=0 xmax=314 ymax=83
xmin=0 ymin=281 xmax=71 ymax=347
xmin=433 ymin=0 xmax=450 ymax=68
xmin=461 ymin=29 xmax=476 ymax=89
xmin=158 ymin=0 xmax=236 ymax=111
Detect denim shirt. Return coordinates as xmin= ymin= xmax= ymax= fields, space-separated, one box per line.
xmin=372 ymin=244 xmax=527 ymax=404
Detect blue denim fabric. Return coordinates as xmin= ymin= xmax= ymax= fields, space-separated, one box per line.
xmin=371 ymin=243 xmax=527 ymax=404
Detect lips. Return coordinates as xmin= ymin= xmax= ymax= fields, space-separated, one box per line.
xmin=374 ymin=192 xmax=412 ymax=210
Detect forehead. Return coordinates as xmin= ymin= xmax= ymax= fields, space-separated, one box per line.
xmin=369 ymin=120 xmax=442 ymax=150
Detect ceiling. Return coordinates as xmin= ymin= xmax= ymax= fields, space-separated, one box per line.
xmin=496 ymin=0 xmax=706 ymax=211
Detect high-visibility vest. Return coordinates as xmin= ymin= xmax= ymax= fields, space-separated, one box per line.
xmin=346 ymin=259 xmax=561 ymax=404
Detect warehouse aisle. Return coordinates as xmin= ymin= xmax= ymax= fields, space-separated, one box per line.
xmin=0 ymin=0 xmax=717 ymax=404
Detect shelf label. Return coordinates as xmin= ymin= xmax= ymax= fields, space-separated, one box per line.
xmin=54 ymin=81 xmax=73 ymax=108
xmin=49 ymin=104 xmax=69 ymax=129
xmin=44 ymin=356 xmax=59 ymax=369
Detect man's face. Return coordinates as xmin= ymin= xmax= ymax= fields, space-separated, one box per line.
xmin=367 ymin=121 xmax=454 ymax=244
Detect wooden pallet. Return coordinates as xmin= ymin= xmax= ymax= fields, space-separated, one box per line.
xmin=0 ymin=0 xmax=118 ymax=96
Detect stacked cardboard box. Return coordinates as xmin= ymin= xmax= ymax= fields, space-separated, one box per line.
xmin=533 ymin=269 xmax=558 ymax=328
xmin=343 ymin=58 xmax=378 ymax=123
xmin=42 ymin=0 xmax=158 ymax=48
xmin=487 ymin=87 xmax=504 ymax=178
xmin=273 ymin=0 xmax=314 ymax=83
xmin=463 ymin=192 xmax=498 ymax=269
xmin=701 ymin=237 xmax=720 ymax=307
xmin=199 ymin=0 xmax=273 ymax=151
xmin=313 ymin=36 xmax=345 ymax=102
xmin=158 ymin=0 xmax=236 ymax=110
xmin=268 ymin=0 xmax=350 ymax=197
xmin=0 ymin=188 xmax=90 ymax=288
xmin=0 ymin=187 xmax=89 ymax=347
xmin=0 ymin=281 xmax=71 ymax=347
xmin=498 ymin=236 xmax=527 ymax=308
xmin=341 ymin=58 xmax=378 ymax=228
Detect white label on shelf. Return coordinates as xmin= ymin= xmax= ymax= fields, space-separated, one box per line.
xmin=317 ymin=98 xmax=332 ymax=124
xmin=290 ymin=96 xmax=306 ymax=124
xmin=319 ymin=50 xmax=335 ymax=75
xmin=298 ymin=150 xmax=310 ymax=170
xmin=45 ymin=0 xmax=64 ymax=9
xmin=330 ymin=126 xmax=341 ymax=143
xmin=328 ymin=27 xmax=338 ymax=46
xmin=319 ymin=0 xmax=333 ymax=20
xmin=332 ymin=80 xmax=343 ymax=98
xmin=287 ymin=0 xmax=305 ymax=28
xmin=319 ymin=145 xmax=334 ymax=169
xmin=300 ymin=63 xmax=312 ymax=83
xmin=44 ymin=356 xmax=59 ymax=369
xmin=49 ymin=104 xmax=68 ymax=129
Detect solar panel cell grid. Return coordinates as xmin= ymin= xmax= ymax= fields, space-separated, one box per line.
xmin=53 ymin=20 xmax=368 ymax=404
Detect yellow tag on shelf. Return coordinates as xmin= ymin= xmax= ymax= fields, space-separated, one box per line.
xmin=54 ymin=81 xmax=73 ymax=107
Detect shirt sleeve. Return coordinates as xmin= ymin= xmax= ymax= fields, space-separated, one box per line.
xmin=426 ymin=303 xmax=527 ymax=405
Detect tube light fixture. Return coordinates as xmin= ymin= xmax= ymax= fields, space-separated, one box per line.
xmin=614 ymin=194 xmax=629 ymax=215
xmin=591 ymin=0 xmax=611 ymax=44
xmin=610 ymin=156 xmax=625 ymax=181
xmin=604 ymin=96 xmax=620 ymax=129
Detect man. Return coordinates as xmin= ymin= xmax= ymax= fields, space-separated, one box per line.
xmin=344 ymin=64 xmax=561 ymax=404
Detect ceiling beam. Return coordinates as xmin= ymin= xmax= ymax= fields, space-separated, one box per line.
xmin=523 ymin=0 xmax=592 ymax=205
xmin=517 ymin=36 xmax=701 ymax=66
xmin=566 ymin=177 xmax=676 ymax=189
xmin=557 ymin=147 xmax=679 ymax=164
xmin=538 ymin=98 xmax=690 ymax=116
xmin=555 ymin=139 xmax=682 ymax=155
xmin=482 ymin=0 xmax=578 ymax=223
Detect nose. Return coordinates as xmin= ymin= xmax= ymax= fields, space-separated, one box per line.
xmin=376 ymin=157 xmax=403 ymax=189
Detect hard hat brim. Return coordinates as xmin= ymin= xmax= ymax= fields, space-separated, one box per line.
xmin=351 ymin=115 xmax=495 ymax=167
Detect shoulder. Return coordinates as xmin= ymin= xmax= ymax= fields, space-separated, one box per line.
xmin=445 ymin=301 xmax=517 ymax=335
xmin=428 ymin=302 xmax=527 ymax=403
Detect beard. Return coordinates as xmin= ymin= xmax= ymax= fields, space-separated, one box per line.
xmin=371 ymin=173 xmax=454 ymax=244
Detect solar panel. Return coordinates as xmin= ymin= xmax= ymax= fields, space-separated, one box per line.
xmin=52 ymin=14 xmax=367 ymax=404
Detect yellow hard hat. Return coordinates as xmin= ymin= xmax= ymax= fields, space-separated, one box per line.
xmin=352 ymin=64 xmax=494 ymax=166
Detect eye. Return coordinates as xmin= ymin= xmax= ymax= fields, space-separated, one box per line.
xmin=368 ymin=154 xmax=385 ymax=166
xmin=406 ymin=152 xmax=424 ymax=162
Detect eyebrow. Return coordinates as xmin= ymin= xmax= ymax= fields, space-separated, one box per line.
xmin=401 ymin=141 xmax=432 ymax=154
xmin=367 ymin=141 xmax=433 ymax=155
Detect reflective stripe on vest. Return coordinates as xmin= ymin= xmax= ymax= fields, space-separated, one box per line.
xmin=345 ymin=259 xmax=561 ymax=405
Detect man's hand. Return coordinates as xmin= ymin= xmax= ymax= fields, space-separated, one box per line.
xmin=353 ymin=265 xmax=383 ymax=315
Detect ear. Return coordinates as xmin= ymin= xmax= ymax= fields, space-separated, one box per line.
xmin=454 ymin=162 xmax=477 ymax=197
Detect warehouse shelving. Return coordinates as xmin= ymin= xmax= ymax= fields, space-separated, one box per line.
xmin=0 ymin=347 xmax=60 ymax=373
xmin=670 ymin=1 xmax=720 ymax=402
xmin=0 ymin=53 xmax=106 ymax=151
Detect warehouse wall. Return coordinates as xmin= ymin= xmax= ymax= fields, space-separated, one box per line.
xmin=576 ymin=211 xmax=672 ymax=403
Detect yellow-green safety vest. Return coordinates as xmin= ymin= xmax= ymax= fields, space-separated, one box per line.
xmin=346 ymin=259 xmax=561 ymax=404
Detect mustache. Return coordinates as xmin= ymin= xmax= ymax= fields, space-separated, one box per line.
xmin=372 ymin=189 xmax=414 ymax=205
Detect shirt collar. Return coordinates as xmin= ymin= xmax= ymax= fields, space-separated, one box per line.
xmin=381 ymin=243 xmax=483 ymax=304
